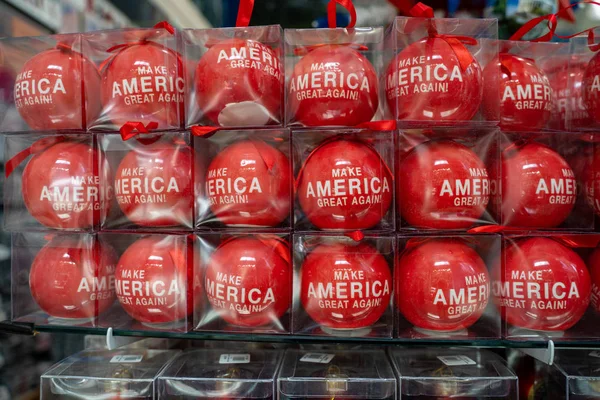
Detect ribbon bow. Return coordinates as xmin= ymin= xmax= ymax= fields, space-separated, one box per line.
xmin=119 ymin=121 xmax=159 ymax=141
xmin=5 ymin=136 xmax=65 ymax=178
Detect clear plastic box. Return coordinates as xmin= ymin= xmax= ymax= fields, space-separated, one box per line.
xmin=390 ymin=347 xmax=518 ymax=399
xmin=548 ymin=348 xmax=600 ymax=399
xmin=278 ymin=348 xmax=396 ymax=400
xmin=40 ymin=349 xmax=180 ymax=399
xmin=157 ymin=348 xmax=283 ymax=399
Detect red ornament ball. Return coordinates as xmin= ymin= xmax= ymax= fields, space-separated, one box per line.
xmin=385 ymin=36 xmax=483 ymax=121
xmin=493 ymin=237 xmax=591 ymax=331
xmin=206 ymin=140 xmax=290 ymax=226
xmin=29 ymin=235 xmax=117 ymax=320
xmin=14 ymin=46 xmax=101 ymax=130
xmin=482 ymin=54 xmax=553 ymax=131
xmin=101 ymin=41 xmax=185 ymax=129
xmin=489 ymin=142 xmax=576 ymax=228
xmin=22 ymin=140 xmax=111 ymax=229
xmin=296 ymin=138 xmax=393 ymax=230
xmin=396 ymin=239 xmax=489 ymax=332
xmin=583 ymin=50 xmax=600 ymax=125
xmin=115 ymin=235 xmax=198 ymax=324
xmin=195 ymin=39 xmax=282 ymax=127
xmin=288 ymin=45 xmax=378 ymax=126
xmin=398 ymin=140 xmax=490 ymax=229
xmin=114 ymin=140 xmax=194 ymax=227
xmin=205 ymin=236 xmax=291 ymax=327
xmin=549 ymin=59 xmax=591 ymax=131
xmin=300 ymin=241 xmax=392 ymax=330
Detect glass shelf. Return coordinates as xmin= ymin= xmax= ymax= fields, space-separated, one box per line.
xmin=26 ymin=324 xmax=600 ymax=348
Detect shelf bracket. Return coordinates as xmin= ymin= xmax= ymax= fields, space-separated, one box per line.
xmin=0 ymin=320 xmax=35 ymax=336
xmin=521 ymin=339 xmax=555 ymax=365
xmin=105 ymin=327 xmax=138 ymax=350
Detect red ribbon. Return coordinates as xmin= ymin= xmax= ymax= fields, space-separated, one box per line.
xmin=328 ymin=0 xmax=357 ymax=29
xmin=509 ymin=13 xmax=557 ymax=42
xmin=119 ymin=121 xmax=159 ymax=141
xmin=345 ymin=231 xmax=365 ymax=242
xmin=5 ymin=136 xmax=65 ymax=178
xmin=409 ymin=2 xmax=434 ymax=17
xmin=106 ymin=21 xmax=175 ymax=53
xmin=356 ymin=120 xmax=397 ymax=131
xmin=554 ymin=235 xmax=600 ymax=248
xmin=154 ymin=21 xmax=175 ymax=34
xmin=190 ymin=125 xmax=220 ymax=138
xmin=236 ymin=0 xmax=255 ymax=27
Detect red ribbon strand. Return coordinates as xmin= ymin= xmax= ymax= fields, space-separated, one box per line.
xmin=345 ymin=231 xmax=365 ymax=242
xmin=190 ymin=125 xmax=220 ymax=138
xmin=509 ymin=13 xmax=557 ymax=42
xmin=236 ymin=0 xmax=255 ymax=27
xmin=356 ymin=120 xmax=397 ymax=131
xmin=119 ymin=121 xmax=159 ymax=141
xmin=5 ymin=136 xmax=65 ymax=177
xmin=327 ymin=0 xmax=357 ymax=29
xmin=154 ymin=21 xmax=175 ymax=34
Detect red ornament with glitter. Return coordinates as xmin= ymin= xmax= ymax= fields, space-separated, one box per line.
xmin=204 ymin=236 xmax=291 ymax=327
xmin=385 ymin=36 xmax=483 ymax=122
xmin=205 ymin=140 xmax=290 ymax=227
xmin=100 ymin=37 xmax=185 ymax=129
xmin=114 ymin=141 xmax=193 ymax=227
xmin=490 ymin=142 xmax=576 ymax=228
xmin=300 ymin=241 xmax=391 ymax=330
xmin=396 ymin=239 xmax=489 ymax=332
xmin=29 ymin=235 xmax=117 ymax=320
xmin=14 ymin=45 xmax=101 ymax=130
xmin=114 ymin=236 xmax=197 ymax=325
xmin=195 ymin=39 xmax=282 ymax=127
xmin=296 ymin=138 xmax=393 ymax=230
xmin=22 ymin=140 xmax=111 ymax=229
xmin=482 ymin=54 xmax=553 ymax=131
xmin=398 ymin=140 xmax=490 ymax=229
xmin=493 ymin=237 xmax=591 ymax=331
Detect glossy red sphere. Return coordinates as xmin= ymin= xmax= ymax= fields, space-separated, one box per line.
xmin=288 ymin=45 xmax=378 ymax=126
xmin=583 ymin=51 xmax=600 ymax=125
xmin=490 ymin=142 xmax=576 ymax=228
xmin=399 ymin=140 xmax=490 ymax=229
xmin=549 ymin=60 xmax=591 ymax=131
xmin=195 ymin=39 xmax=282 ymax=126
xmin=22 ymin=141 xmax=111 ymax=229
xmin=589 ymin=246 xmax=600 ymax=314
xmin=14 ymin=47 xmax=101 ymax=130
xmin=296 ymin=138 xmax=393 ymax=230
xmin=300 ymin=241 xmax=392 ymax=330
xmin=385 ymin=37 xmax=482 ymax=121
xmin=115 ymin=236 xmax=197 ymax=324
xmin=205 ymin=236 xmax=291 ymax=327
xmin=114 ymin=141 xmax=193 ymax=227
xmin=396 ymin=239 xmax=489 ymax=331
xmin=206 ymin=140 xmax=290 ymax=226
xmin=29 ymin=235 xmax=117 ymax=320
xmin=493 ymin=237 xmax=591 ymax=331
xmin=482 ymin=54 xmax=552 ymax=131
xmin=100 ymin=41 xmax=184 ymax=129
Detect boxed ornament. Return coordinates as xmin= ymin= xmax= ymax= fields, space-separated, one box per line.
xmin=98 ymin=232 xmax=201 ymax=333
xmin=3 ymin=132 xmax=111 ymax=232
xmin=395 ymin=234 xmax=501 ymax=340
xmin=493 ymin=233 xmax=600 ymax=341
xmin=397 ymin=128 xmax=499 ymax=230
xmin=157 ymin=348 xmax=283 ymax=399
xmin=195 ymin=232 xmax=291 ymax=334
xmin=11 ymin=232 xmax=117 ymax=327
xmin=485 ymin=40 xmax=567 ymax=132
xmin=40 ymin=349 xmax=180 ymax=399
xmin=390 ymin=347 xmax=518 ymax=399
xmin=292 ymin=233 xmax=394 ymax=337
xmin=183 ymin=26 xmax=284 ymax=128
xmin=491 ymin=131 xmax=594 ymax=231
xmin=284 ymin=26 xmax=384 ymax=127
xmin=98 ymin=131 xmax=195 ymax=231
xmin=278 ymin=348 xmax=396 ymax=400
xmin=0 ymin=33 xmax=100 ymax=132
xmin=81 ymin=24 xmax=185 ymax=131
xmin=293 ymin=128 xmax=394 ymax=232
xmin=384 ymin=13 xmax=498 ymax=126
xmin=195 ymin=129 xmax=292 ymax=229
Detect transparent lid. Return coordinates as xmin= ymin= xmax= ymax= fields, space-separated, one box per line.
xmin=390 ymin=348 xmax=517 ymax=397
xmin=41 ymin=349 xmax=179 ymax=399
xmin=278 ymin=349 xmax=396 ymax=399
xmin=554 ymin=349 xmax=600 ymax=396
xmin=157 ymin=349 xmax=283 ymax=399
